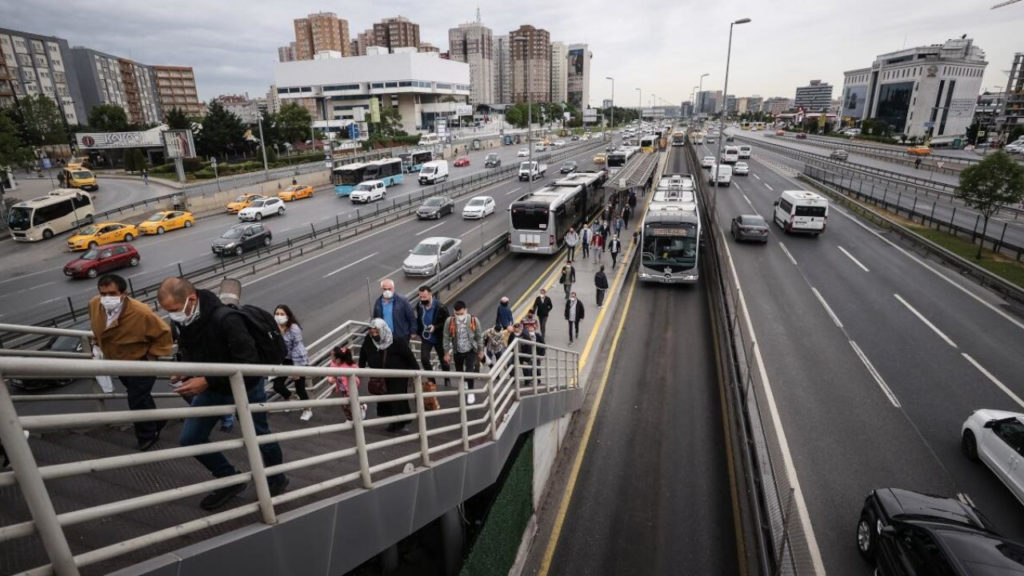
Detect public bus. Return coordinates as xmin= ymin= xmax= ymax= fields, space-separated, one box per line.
xmin=691 ymin=132 xmax=705 ymax=145
xmin=640 ymin=135 xmax=658 ymax=153
xmin=740 ymin=121 xmax=751 ymax=131
xmin=638 ymin=173 xmax=701 ymax=284
xmin=8 ymin=188 xmax=96 ymax=242
xmin=607 ymin=146 xmax=639 ymax=168
xmin=361 ymin=157 xmax=404 ymax=186
xmin=508 ymin=171 xmax=606 ymax=255
xmin=332 ymin=162 xmax=368 ymax=197
xmin=399 ymin=150 xmax=433 ymax=173
xmin=671 ymin=132 xmax=687 ymax=146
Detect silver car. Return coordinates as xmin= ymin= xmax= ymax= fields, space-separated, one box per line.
xmin=731 ymin=214 xmax=769 ymax=244
xmin=402 ymin=236 xmax=463 ymax=276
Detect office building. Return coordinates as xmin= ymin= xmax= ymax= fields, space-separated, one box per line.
xmin=493 ymin=34 xmax=512 ymax=104
xmin=550 ymin=41 xmax=567 ymax=104
xmin=265 ymin=84 xmax=280 ymax=114
xmin=1002 ymin=52 xmax=1024 ymax=139
xmin=70 ymin=47 xmax=162 ymax=126
xmin=448 ymin=20 xmax=494 ymax=105
xmin=278 ymin=43 xmax=296 ymax=63
xmin=153 ymin=65 xmax=204 ymax=118
xmin=351 ymin=29 xmax=374 ymax=57
xmin=696 ymin=90 xmax=721 ymax=115
xmin=510 ymin=25 xmax=551 ymax=104
xmin=567 ymin=43 xmax=591 ymax=111
xmin=293 ymin=12 xmax=351 ymax=60
xmin=681 ymin=101 xmax=694 ymax=117
xmin=725 ymin=94 xmax=737 ymax=115
xmin=373 ymin=16 xmax=420 ymax=53
xmin=0 ymin=28 xmax=85 ymax=125
xmin=763 ymin=97 xmax=793 ymax=115
xmin=841 ymin=37 xmax=987 ymax=139
xmin=794 ymin=79 xmax=833 ymax=112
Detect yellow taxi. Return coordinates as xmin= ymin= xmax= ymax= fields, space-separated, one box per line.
xmin=226 ymin=193 xmax=264 ymax=213
xmin=279 ymin=184 xmax=314 ymax=202
xmin=137 ymin=210 xmax=195 ymax=235
xmin=67 ymin=222 xmax=139 ymax=251
xmin=593 ymin=153 xmax=607 ymax=165
xmin=907 ymin=146 xmax=932 ymax=156
xmin=61 ymin=163 xmax=99 ymax=191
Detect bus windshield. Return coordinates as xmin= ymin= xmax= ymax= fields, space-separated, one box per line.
xmin=7 ymin=207 xmax=31 ymax=229
xmin=335 ymin=169 xmax=364 ymax=186
xmin=642 ymin=224 xmax=698 ymax=268
xmin=511 ymin=207 xmax=549 ymax=230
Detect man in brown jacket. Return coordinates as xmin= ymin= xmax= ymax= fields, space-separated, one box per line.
xmin=89 ymin=274 xmax=173 ymax=451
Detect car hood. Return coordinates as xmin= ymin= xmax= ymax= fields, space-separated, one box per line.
xmin=64 ymin=258 xmax=91 ymax=270
xmin=238 ymin=207 xmax=259 ymax=214
xmin=403 ymin=253 xmax=439 ymax=267
xmin=464 ymin=204 xmax=485 ymax=211
xmin=212 ymin=236 xmax=241 ymax=247
xmin=875 ymin=488 xmax=982 ymax=528
xmin=418 ymin=205 xmax=441 ymax=213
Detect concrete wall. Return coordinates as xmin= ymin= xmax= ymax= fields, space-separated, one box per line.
xmin=181 ymin=171 xmax=331 ymax=215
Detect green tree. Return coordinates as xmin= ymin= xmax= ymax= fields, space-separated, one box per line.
xmin=369 ymin=101 xmax=404 ymax=139
xmin=0 ymin=110 xmax=34 ymax=168
xmin=195 ymin=100 xmax=245 ymax=160
xmin=165 ymin=107 xmax=191 ymax=130
xmin=123 ymin=148 xmax=146 ymax=173
xmin=13 ymin=94 xmax=65 ymax=146
xmin=276 ymin=102 xmax=312 ymax=144
xmin=88 ymin=104 xmax=129 ymax=132
xmin=956 ymin=151 xmax=1024 ymax=258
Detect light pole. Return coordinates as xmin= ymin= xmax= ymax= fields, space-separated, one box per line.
xmin=636 ymin=88 xmax=642 ymax=126
xmin=712 ymin=17 xmax=750 ymax=213
xmin=698 ymin=73 xmax=709 ymax=119
xmin=256 ymin=111 xmax=269 ymax=178
xmin=691 ymin=86 xmax=699 ymax=118
xmin=515 ymin=36 xmax=534 ymax=193
xmin=606 ymin=76 xmax=615 ymax=138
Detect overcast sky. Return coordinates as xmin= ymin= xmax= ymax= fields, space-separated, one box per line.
xmin=2 ymin=0 xmax=1020 ymax=108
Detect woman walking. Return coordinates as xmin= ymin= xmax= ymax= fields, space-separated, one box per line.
xmin=359 ymin=319 xmax=419 ymax=432
xmin=328 ymin=345 xmax=365 ymax=421
xmin=271 ymin=305 xmax=312 ymax=422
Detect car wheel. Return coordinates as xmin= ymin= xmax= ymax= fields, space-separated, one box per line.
xmin=87 ymin=268 xmax=98 ymax=279
xmin=962 ymin=429 xmax=979 ymax=461
xmin=88 ymin=241 xmax=98 ymax=249
xmin=856 ymin=510 xmax=877 ymax=560
xmin=157 ymin=227 xmax=165 ymax=235
xmin=235 ymin=246 xmax=244 ymax=256
xmin=381 ymin=191 xmax=387 ymax=201
xmin=124 ymin=233 xmax=134 ymax=242
xmin=263 ymin=236 xmax=271 ymax=246
xmin=129 ymin=257 xmax=139 ymax=267
xmin=255 ymin=212 xmax=262 ymax=221
xmin=184 ymin=220 xmax=192 ymax=228
xmin=278 ymin=207 xmax=285 ymax=216
xmin=83 ymin=214 xmax=94 ymax=224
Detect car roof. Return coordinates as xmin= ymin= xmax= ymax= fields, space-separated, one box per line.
xmin=419 ymin=236 xmax=456 ymax=245
xmin=932 ymin=527 xmax=1024 ymax=575
xmin=359 ymin=179 xmax=384 ymax=185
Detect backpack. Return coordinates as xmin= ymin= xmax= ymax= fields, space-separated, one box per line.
xmin=216 ymin=304 xmax=289 ymax=365
xmin=448 ymin=315 xmax=478 ymax=337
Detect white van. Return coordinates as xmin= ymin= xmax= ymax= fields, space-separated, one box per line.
xmin=418 ymin=133 xmax=441 ymax=146
xmin=773 ymin=190 xmax=828 ymax=235
xmin=709 ymin=164 xmax=733 ymax=187
xmin=738 ymin=145 xmax=752 ymax=159
xmin=721 ymin=146 xmax=740 ymax=164
xmin=418 ymin=160 xmax=450 ymax=185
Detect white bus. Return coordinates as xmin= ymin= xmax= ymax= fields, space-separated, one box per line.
xmin=508 ymin=171 xmax=606 ymax=255
xmin=8 ymin=189 xmax=96 ymax=242
xmin=773 ymin=190 xmax=828 ymax=236
xmin=639 ymin=174 xmax=701 ymax=284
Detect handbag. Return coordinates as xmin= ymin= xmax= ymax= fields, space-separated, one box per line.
xmin=368 ymin=349 xmax=388 ymax=395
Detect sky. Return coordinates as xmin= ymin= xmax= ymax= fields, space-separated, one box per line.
xmin=2 ymin=0 xmax=1021 ymax=109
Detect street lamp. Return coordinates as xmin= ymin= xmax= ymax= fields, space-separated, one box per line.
xmin=606 ymin=76 xmax=615 ymax=137
xmin=691 ymin=86 xmax=699 ymax=118
xmin=698 ymin=73 xmax=709 ymax=118
xmin=636 ymin=87 xmax=642 ymax=126
xmin=256 ymin=111 xmax=269 ymax=178
xmin=713 ymin=18 xmax=750 ymax=213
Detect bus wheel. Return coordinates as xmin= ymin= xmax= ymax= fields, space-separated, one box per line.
xmin=43 ymin=229 xmax=54 ymax=240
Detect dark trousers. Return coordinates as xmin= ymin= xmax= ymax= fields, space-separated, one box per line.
xmin=420 ymin=339 xmax=451 ymax=382
xmin=567 ymin=319 xmax=580 ymax=342
xmin=453 ymin=350 xmax=479 ymax=389
xmin=271 ymin=375 xmax=308 ymax=400
xmin=179 ymin=379 xmax=285 ymax=485
xmin=538 ymin=315 xmax=549 ymax=336
xmin=581 ymin=241 xmax=590 ymax=259
xmin=596 ymin=289 xmax=606 ymax=307
xmin=567 ymin=244 xmax=577 ymax=260
xmin=611 ymin=251 xmax=619 ymax=268
xmin=120 ymin=375 xmax=164 ymax=442
xmin=563 ymin=283 xmax=572 ymax=298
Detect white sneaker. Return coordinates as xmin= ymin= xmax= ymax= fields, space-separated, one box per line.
xmin=467 ymin=393 xmax=477 ymax=405
xmin=300 ymin=409 xmax=313 ymax=422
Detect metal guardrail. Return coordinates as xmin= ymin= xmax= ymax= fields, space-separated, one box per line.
xmin=798 ymin=134 xmax=979 ymax=169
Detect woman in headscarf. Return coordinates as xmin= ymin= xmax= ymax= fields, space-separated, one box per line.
xmin=358 ymin=318 xmax=420 ymax=432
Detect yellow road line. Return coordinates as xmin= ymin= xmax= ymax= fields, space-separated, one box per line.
xmin=537 ymin=273 xmax=639 ymax=576
xmin=511 ymin=254 xmax=568 ymax=313
xmin=578 ymin=235 xmax=635 ymax=372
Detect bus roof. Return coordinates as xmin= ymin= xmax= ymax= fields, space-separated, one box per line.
xmin=554 ymin=171 xmax=605 ymax=187
xmin=513 ymin=184 xmax=583 ymax=208
xmin=15 ymin=189 xmax=90 ymax=207
xmin=333 ymin=162 xmax=366 ymax=172
xmin=369 ymin=157 xmax=402 ymax=165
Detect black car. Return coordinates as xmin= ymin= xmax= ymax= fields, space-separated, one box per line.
xmin=211 ymin=223 xmax=272 ymax=256
xmin=484 ymin=153 xmax=501 ymax=168
xmin=560 ymin=161 xmax=578 ymax=174
xmin=7 ymin=320 xmax=91 ymax=390
xmin=857 ymin=487 xmax=1024 ymax=575
xmin=416 ymin=196 xmax=455 ymax=219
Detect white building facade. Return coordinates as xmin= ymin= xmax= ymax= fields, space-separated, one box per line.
xmin=550 ymin=41 xmax=567 ymax=104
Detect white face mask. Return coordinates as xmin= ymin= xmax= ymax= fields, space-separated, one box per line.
xmin=100 ymin=295 xmax=122 ymax=312
xmin=168 ymin=297 xmax=198 ymax=326
xmin=274 ymin=314 xmax=288 ymax=325
xmin=382 ymin=289 xmax=394 ymax=299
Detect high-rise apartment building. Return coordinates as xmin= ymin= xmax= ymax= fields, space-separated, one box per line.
xmin=0 ymin=28 xmax=85 ymax=125
xmin=763 ymin=97 xmax=793 ymax=115
xmin=278 ymin=43 xmax=297 ymax=63
xmin=293 ymin=12 xmax=351 ymax=60
xmin=350 ymin=29 xmax=374 ymax=57
xmin=449 ymin=20 xmax=494 ymax=105
xmin=567 ymin=43 xmax=591 ymax=110
xmin=153 ymin=65 xmax=204 ymax=118
xmin=70 ymin=48 xmax=162 ymax=126
xmin=510 ymin=25 xmax=551 ymax=104
xmin=794 ymin=79 xmax=833 ymax=112
xmin=373 ymin=17 xmax=420 ymax=53
xmin=492 ymin=35 xmax=512 ymax=104
xmin=1000 ymin=52 xmax=1023 ymax=138
xmin=549 ymin=41 xmax=567 ymax=104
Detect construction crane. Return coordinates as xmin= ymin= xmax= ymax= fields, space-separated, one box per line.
xmin=992 ymin=0 xmax=1020 ymax=8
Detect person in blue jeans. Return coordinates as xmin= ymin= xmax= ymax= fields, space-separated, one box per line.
xmin=158 ymin=277 xmax=288 ymax=511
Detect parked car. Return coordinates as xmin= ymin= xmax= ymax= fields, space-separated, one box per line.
xmin=484 ymin=153 xmax=501 ymax=167
xmin=560 ymin=160 xmax=578 ymax=174
xmin=907 ymin=146 xmax=932 ymax=156
xmin=701 ymin=156 xmax=716 ymax=168
xmin=462 ymin=196 xmax=496 ymax=219
xmin=350 ymin=180 xmax=387 ymax=203
xmin=226 ymin=193 xmax=263 ymax=213
xmin=856 ymin=487 xmax=1024 ymax=575
xmin=211 ymin=223 xmax=272 ymax=256
xmin=453 ymin=157 xmax=471 ymax=167
xmin=279 ymin=184 xmax=314 ymax=202
xmin=238 ymin=197 xmax=286 ymax=221
xmin=795 ymin=132 xmax=808 ymax=139
xmin=5 ymin=320 xmax=90 ymax=390
xmin=64 ymin=242 xmax=140 ymax=279
xmin=137 ymin=211 xmax=194 ymax=235
xmin=733 ymin=161 xmax=750 ymax=175
xmin=416 ymin=196 xmax=455 ymax=219
xmin=730 ymin=214 xmax=768 ymax=243
xmin=962 ymin=409 xmax=1024 ymax=506
xmin=67 ymin=222 xmax=138 ymax=251
xmin=593 ymin=153 xmax=607 ymax=164
xmin=830 ymin=149 xmax=849 ymax=161
xmin=517 ymin=148 xmax=530 ymax=157
xmin=402 ymin=236 xmax=463 ymax=276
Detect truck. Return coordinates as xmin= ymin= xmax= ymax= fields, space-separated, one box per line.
xmin=518 ymin=161 xmax=547 ymax=181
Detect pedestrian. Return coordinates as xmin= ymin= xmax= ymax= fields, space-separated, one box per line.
xmin=359 ymin=319 xmax=419 ymax=432
xmin=518 ymin=323 xmax=546 ymax=386
xmin=521 ymin=308 xmax=540 ymax=334
xmin=495 ymin=296 xmax=514 ymax=329
xmin=558 ymin=261 xmax=576 ymax=298
xmin=622 ymin=204 xmax=631 ymax=229
xmin=372 ymin=278 xmax=417 ymax=345
xmin=580 ymin=226 xmax=592 ymax=260
xmin=594 ymin=265 xmax=609 ymax=308
xmin=614 ymin=214 xmax=625 ymax=236
xmin=328 ymin=345 xmax=365 ymax=421
xmin=565 ymin=291 xmax=585 ymax=345
xmin=592 ymin=230 xmax=604 ymax=263
xmin=270 ymin=305 xmax=312 ymax=422
xmin=483 ymin=323 xmax=507 ymax=367
xmin=89 ymin=274 xmax=173 ymax=451
xmin=564 ymin=227 xmax=579 ymax=261
xmin=609 ymin=235 xmax=622 ymax=269
xmin=157 ymin=277 xmax=288 ymax=511
xmin=914 ymin=157 xmax=922 ymax=169
xmin=442 ymin=301 xmax=485 ymax=405
xmin=532 ymin=287 xmax=554 ymax=335
xmin=628 ymin=190 xmax=637 ymax=211
xmin=142 ymin=169 xmax=149 ymax=185
xmin=415 ymin=286 xmax=450 ymax=384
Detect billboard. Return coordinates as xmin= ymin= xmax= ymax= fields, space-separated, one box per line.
xmin=163 ymin=130 xmax=197 ymax=159
xmin=370 ymin=97 xmax=381 ymax=123
xmin=76 ymin=131 xmax=163 ymax=149
xmin=842 ymin=85 xmax=867 ymax=119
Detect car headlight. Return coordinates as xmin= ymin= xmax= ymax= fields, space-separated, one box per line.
xmin=225 ymin=243 xmax=236 ymax=249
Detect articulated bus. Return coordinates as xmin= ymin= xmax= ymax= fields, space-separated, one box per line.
xmin=638 ymin=173 xmax=701 ymax=284
xmin=640 ymin=135 xmax=658 ymax=153
xmin=362 ymin=158 xmax=404 ymax=186
xmin=399 ymin=150 xmax=433 ymax=173
xmin=8 ymin=189 xmax=96 ymax=242
xmin=332 ymin=162 xmax=368 ymax=197
xmin=508 ymin=171 xmax=606 ymax=255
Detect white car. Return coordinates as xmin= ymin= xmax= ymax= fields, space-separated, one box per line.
xmin=462 ymin=196 xmax=496 ymax=219
xmin=402 ymin=236 xmax=463 ymax=276
xmin=350 ymin=180 xmax=386 ymax=203
xmin=734 ymin=162 xmax=750 ymax=176
xmin=517 ymin=148 xmax=529 ymax=157
xmin=238 ymin=197 xmax=285 ymax=221
xmin=552 ymin=140 xmax=566 ymax=147
xmin=963 ymin=409 xmax=1024 ymax=506
xmin=701 ymin=156 xmax=716 ymax=168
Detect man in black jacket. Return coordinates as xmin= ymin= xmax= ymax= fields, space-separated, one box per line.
xmin=415 ymin=285 xmax=451 ymax=384
xmin=157 ymin=277 xmax=288 ymax=511
xmin=594 ymin=265 xmax=609 ymax=308
xmin=532 ymin=287 xmax=554 ymax=336
xmin=565 ymin=291 xmax=585 ymax=344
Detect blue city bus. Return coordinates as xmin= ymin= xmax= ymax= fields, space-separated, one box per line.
xmin=400 ymin=150 xmax=433 ymax=173
xmin=362 ymin=158 xmax=404 ymax=186
xmin=333 ymin=162 xmax=368 ymax=197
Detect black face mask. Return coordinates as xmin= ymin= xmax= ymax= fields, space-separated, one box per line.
xmin=420 ymin=300 xmax=430 ymax=306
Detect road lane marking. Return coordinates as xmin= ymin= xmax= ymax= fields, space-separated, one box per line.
xmin=837 ymin=246 xmax=870 ymax=272
xmin=742 ymin=193 xmax=755 ymax=211
xmin=323 ymin=252 xmax=379 ymax=279
xmin=459 ymin=222 xmax=489 ymax=238
xmin=894 ymin=293 xmax=957 ymax=348
xmin=811 ymin=287 xmax=844 ymax=328
xmin=764 ymin=183 xmax=774 ymax=192
xmin=0 ymin=268 xmax=53 ymax=287
xmin=505 ymin=186 xmax=523 ymax=196
xmin=415 ymin=221 xmax=446 ymax=236
xmin=753 ymin=173 xmax=761 ymax=181
xmin=778 ymin=242 xmax=798 ymax=266
xmin=850 ymin=341 xmax=901 ymax=407
xmin=962 ymin=353 xmax=1024 ymax=409
xmin=377 ymin=266 xmax=405 ymax=285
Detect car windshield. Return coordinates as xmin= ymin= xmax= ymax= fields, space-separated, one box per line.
xmin=77 ymin=225 xmax=98 ymax=235
xmin=562 ymin=162 xmax=575 ymax=168
xmin=72 ymin=171 xmax=92 ymax=179
xmin=249 ymin=200 xmax=265 ymax=208
xmin=355 ymin=183 xmax=372 ymax=191
xmin=736 ymin=163 xmax=748 ymax=168
xmin=8 ymin=207 xmax=31 ymax=228
xmin=468 ymin=199 xmax=485 ymax=207
xmin=145 ymin=213 xmax=166 ymax=222
xmin=80 ymin=249 xmax=100 ymax=261
xmin=221 ymin=228 xmax=244 ymax=239
xmin=424 ymin=198 xmax=444 ymax=206
xmin=233 ymin=195 xmax=249 ymax=202
xmin=412 ymin=243 xmax=440 ymax=256
xmin=290 ymin=185 xmax=303 ymax=191
xmin=486 ymin=154 xmax=497 ymax=160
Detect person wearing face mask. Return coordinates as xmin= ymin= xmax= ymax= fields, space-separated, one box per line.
xmin=157 ymin=277 xmax=289 ymax=511
xmin=358 ymin=318 xmax=419 ymax=432
xmin=518 ymin=323 xmax=546 ymax=386
xmin=88 ymin=274 xmax=173 ymax=451
xmin=564 ymin=291 xmax=586 ymax=345
xmin=533 ymin=288 xmax=554 ymax=336
xmin=494 ymin=296 xmax=514 ymax=330
xmin=269 ymin=305 xmax=312 ymax=421
xmin=442 ymin=301 xmax=485 ymax=405
xmin=372 ymin=278 xmax=417 ymax=346
xmin=414 ymin=286 xmax=451 ymax=384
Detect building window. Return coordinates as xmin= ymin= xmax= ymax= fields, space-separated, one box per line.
xmin=398 ymin=81 xmax=412 ymax=87
xmin=371 ymin=82 xmax=384 ymax=89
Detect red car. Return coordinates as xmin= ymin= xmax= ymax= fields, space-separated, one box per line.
xmin=63 ymin=243 xmax=140 ymax=279
xmin=795 ymin=132 xmax=808 ymax=139
xmin=453 ymin=157 xmax=471 ymax=167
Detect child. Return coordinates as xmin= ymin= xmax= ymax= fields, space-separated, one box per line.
xmin=328 ymin=346 xmax=366 ymax=421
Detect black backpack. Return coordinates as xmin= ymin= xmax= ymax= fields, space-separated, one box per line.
xmin=217 ymin=304 xmax=289 ymax=365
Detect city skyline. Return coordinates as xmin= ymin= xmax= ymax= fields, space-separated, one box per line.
xmin=1 ymin=0 xmax=1020 ymax=110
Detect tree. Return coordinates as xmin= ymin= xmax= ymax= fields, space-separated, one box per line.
xmin=13 ymin=94 xmax=65 ymax=146
xmin=0 ymin=110 xmax=34 ymax=168
xmin=276 ymin=102 xmax=312 ymax=144
xmin=123 ymin=148 xmax=147 ymax=173
xmin=369 ymin=101 xmax=404 ymax=139
xmin=88 ymin=104 xmax=129 ymax=132
xmin=194 ymin=100 xmax=245 ymax=160
xmin=955 ymin=151 xmax=1024 ymax=258
xmin=165 ymin=107 xmax=191 ymax=130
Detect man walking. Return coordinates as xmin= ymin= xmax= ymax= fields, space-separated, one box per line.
xmin=594 ymin=265 xmax=609 ymax=308
xmin=609 ymin=235 xmax=622 ymax=269
xmin=89 ymin=274 xmax=173 ymax=451
xmin=564 ymin=227 xmax=579 ymax=261
xmin=532 ymin=288 xmax=553 ymax=336
xmin=443 ymin=301 xmax=485 ymax=404
xmin=495 ymin=296 xmax=514 ymax=329
xmin=559 ymin=261 xmax=576 ymax=298
xmin=373 ymin=278 xmax=416 ymax=345
xmin=564 ymin=291 xmax=585 ymax=345
xmin=580 ymin=225 xmax=592 ymax=260
xmin=415 ymin=286 xmax=450 ymax=384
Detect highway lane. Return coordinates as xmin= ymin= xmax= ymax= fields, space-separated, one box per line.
xmin=714 ymin=144 xmax=1024 ymax=574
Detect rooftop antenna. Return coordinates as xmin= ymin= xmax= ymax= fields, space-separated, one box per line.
xmin=992 ymin=0 xmax=1020 ymax=8
xmin=476 ymin=7 xmax=481 ymax=23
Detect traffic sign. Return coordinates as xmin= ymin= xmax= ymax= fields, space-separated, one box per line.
xmin=348 ymin=124 xmax=360 ymax=140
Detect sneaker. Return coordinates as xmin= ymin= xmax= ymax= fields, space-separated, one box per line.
xmin=360 ymin=404 xmax=368 ymax=420
xmin=269 ymin=476 xmax=290 ymax=497
xmin=300 ymin=409 xmax=313 ymax=422
xmin=220 ymin=416 xmax=235 ymax=433
xmin=467 ymin=393 xmax=476 ymax=405
xmin=200 ymin=482 xmax=247 ymax=511
xmin=136 ymin=431 xmax=160 ymax=452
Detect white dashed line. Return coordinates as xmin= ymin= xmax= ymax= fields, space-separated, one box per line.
xmin=753 ymin=174 xmax=762 ymax=181
xmin=415 ymin=221 xmax=446 ymax=236
xmin=778 ymin=242 xmax=798 ymax=266
xmin=764 ymin=183 xmax=774 ymax=192
xmin=323 ymin=252 xmax=379 ymax=279
xmin=850 ymin=340 xmax=901 ymax=407
xmin=811 ymin=287 xmax=844 ymax=328
xmin=962 ymin=353 xmax=1024 ymax=409
xmin=837 ymin=246 xmax=870 ymax=272
xmin=894 ymin=294 xmax=957 ymax=348
xmin=505 ymin=186 xmax=523 ymax=196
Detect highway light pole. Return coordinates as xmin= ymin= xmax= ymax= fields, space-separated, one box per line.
xmin=606 ymin=76 xmax=615 ymax=137
xmin=698 ymin=73 xmax=709 ymax=119
xmin=712 ymin=18 xmax=750 ymax=214
xmin=257 ymin=111 xmax=269 ymax=179
xmin=636 ymin=87 xmax=642 ymax=126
